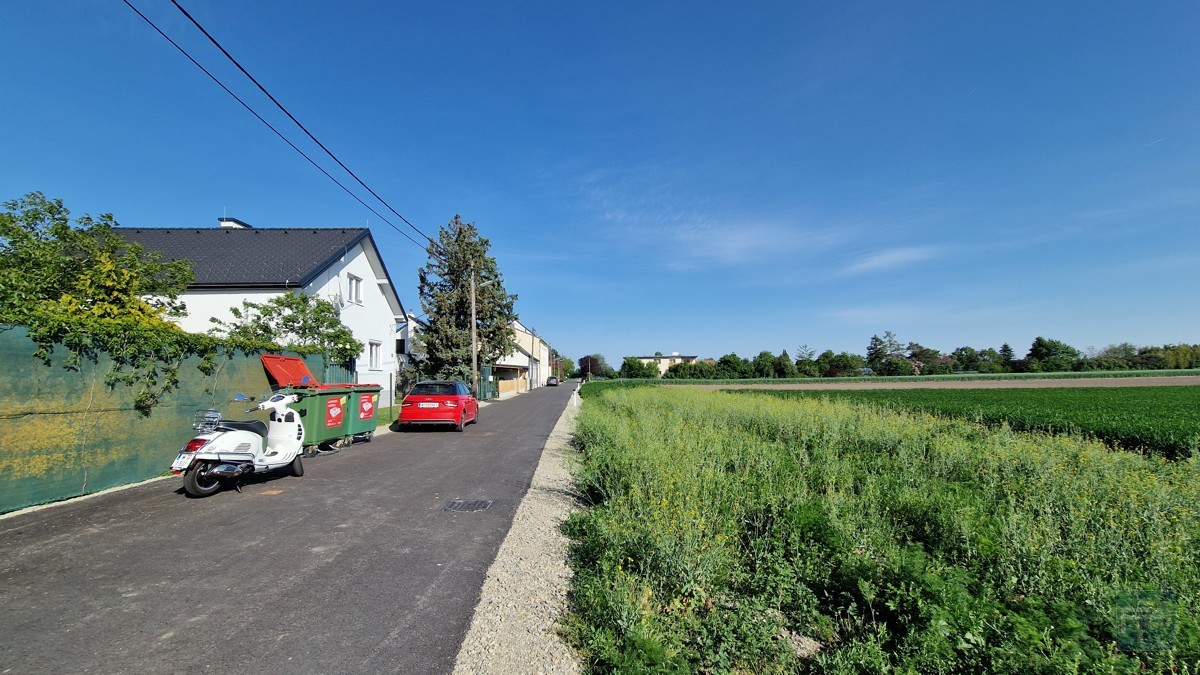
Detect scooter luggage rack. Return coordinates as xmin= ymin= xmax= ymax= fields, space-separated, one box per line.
xmin=193 ymin=409 xmax=222 ymax=433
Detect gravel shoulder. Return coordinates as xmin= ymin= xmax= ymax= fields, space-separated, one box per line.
xmin=453 ymin=390 xmax=584 ymax=675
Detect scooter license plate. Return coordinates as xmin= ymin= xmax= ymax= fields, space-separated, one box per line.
xmin=170 ymin=452 xmax=195 ymax=471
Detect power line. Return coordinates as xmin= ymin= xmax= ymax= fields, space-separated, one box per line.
xmin=168 ymin=0 xmax=435 ymax=248
xmin=121 ymin=0 xmax=430 ymax=253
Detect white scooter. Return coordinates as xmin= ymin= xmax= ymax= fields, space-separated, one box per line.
xmin=170 ymin=392 xmax=306 ymax=497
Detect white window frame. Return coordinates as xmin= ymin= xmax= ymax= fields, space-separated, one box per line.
xmin=347 ymin=275 xmax=363 ymax=305
xmin=368 ymin=341 xmax=381 ymax=370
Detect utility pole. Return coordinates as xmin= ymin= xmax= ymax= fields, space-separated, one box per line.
xmin=470 ymin=272 xmax=477 ymax=396
xmin=470 ymin=271 xmax=497 ymax=397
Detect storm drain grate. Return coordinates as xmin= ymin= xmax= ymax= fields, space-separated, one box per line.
xmin=444 ymin=499 xmax=493 ymax=513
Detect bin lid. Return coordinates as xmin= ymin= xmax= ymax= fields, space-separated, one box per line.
xmin=261 ymin=354 xmax=320 ymax=388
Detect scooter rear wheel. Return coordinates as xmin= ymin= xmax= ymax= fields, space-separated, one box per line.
xmin=184 ymin=462 xmax=223 ymax=497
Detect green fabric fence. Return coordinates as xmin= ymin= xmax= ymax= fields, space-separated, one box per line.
xmin=0 ymin=325 xmax=322 ymax=514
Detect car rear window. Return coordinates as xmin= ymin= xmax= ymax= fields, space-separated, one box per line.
xmin=411 ymin=383 xmax=456 ymax=396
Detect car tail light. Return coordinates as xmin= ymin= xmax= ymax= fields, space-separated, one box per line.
xmin=401 ymin=401 xmax=412 ymax=408
xmin=182 ymin=438 xmax=208 ymax=453
xmin=443 ymin=400 xmax=459 ymax=408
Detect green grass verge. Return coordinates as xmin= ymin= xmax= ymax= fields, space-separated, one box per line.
xmin=740 ymin=386 xmax=1200 ymax=460
xmin=564 ymin=387 xmax=1199 ymax=672
xmin=376 ymin=405 xmax=398 ymax=428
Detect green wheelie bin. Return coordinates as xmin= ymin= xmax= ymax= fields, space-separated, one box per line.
xmin=344 ymin=385 xmax=383 ymax=442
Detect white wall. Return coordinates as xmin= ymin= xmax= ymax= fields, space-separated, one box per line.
xmin=304 ymin=244 xmax=400 ymax=407
xmin=176 ymin=289 xmax=282 ymax=334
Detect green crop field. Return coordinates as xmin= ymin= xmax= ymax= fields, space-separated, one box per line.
xmin=740 ymin=386 xmax=1200 ymax=459
xmin=565 ymin=386 xmax=1199 ymax=672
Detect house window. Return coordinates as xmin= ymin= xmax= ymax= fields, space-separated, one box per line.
xmin=347 ymin=275 xmax=363 ymax=305
xmin=369 ymin=341 xmax=381 ymax=370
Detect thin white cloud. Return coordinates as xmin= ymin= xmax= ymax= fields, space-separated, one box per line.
xmin=826 ymin=303 xmax=940 ymax=326
xmin=576 ymin=165 xmax=845 ymax=272
xmin=842 ymin=246 xmax=939 ymax=275
xmin=654 ymin=220 xmax=841 ymax=271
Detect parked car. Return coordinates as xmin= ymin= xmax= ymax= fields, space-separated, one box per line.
xmin=546 ymin=376 xmax=559 ymax=386
xmin=399 ymin=380 xmax=478 ymax=431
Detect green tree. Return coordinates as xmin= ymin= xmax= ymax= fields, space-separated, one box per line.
xmin=907 ymin=342 xmax=952 ymax=375
xmin=715 ymin=353 xmax=751 ymax=379
xmin=208 ymin=291 xmax=362 ymax=364
xmin=0 ymin=192 xmax=212 ymax=413
xmin=817 ymin=350 xmax=866 ymax=377
xmin=555 ymin=354 xmax=575 ymax=378
xmin=620 ymin=357 xmax=660 ymax=379
xmin=664 ymin=361 xmax=717 ymax=379
xmin=1158 ymin=344 xmax=1200 ymax=369
xmin=751 ymin=350 xmax=777 ymax=378
xmin=1099 ymin=342 xmax=1138 ymax=360
xmin=976 ymin=347 xmax=1007 ymax=373
xmin=999 ymin=343 xmax=1016 ymax=368
xmin=951 ymin=346 xmax=980 ymax=371
xmin=775 ymin=350 xmax=799 ymax=378
xmin=1026 ymin=337 xmax=1081 ymax=372
xmin=867 ymin=331 xmax=910 ymax=376
xmin=0 ymin=192 xmax=193 ymax=326
xmin=795 ymin=344 xmax=820 ymax=377
xmin=416 ymin=216 xmax=517 ymax=382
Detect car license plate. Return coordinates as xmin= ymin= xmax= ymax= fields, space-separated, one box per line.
xmin=418 ymin=402 xmax=438 ymax=409
xmin=170 ymin=452 xmax=194 ymax=471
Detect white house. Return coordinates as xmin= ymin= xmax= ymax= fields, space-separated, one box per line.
xmin=117 ymin=218 xmax=407 ymax=407
xmin=395 ymin=311 xmax=427 ymax=373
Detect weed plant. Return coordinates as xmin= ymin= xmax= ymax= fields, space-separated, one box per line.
xmin=747 ymin=387 xmax=1200 ymax=459
xmin=564 ymin=387 xmax=1199 ymax=673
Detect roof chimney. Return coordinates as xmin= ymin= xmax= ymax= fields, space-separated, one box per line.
xmin=218 ymin=217 xmax=253 ymax=229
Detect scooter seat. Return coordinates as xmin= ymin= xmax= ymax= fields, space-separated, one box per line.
xmin=216 ymin=420 xmax=268 ymax=437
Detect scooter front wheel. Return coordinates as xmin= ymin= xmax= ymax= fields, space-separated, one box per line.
xmin=290 ymin=455 xmax=304 ymax=477
xmin=184 ymin=461 xmax=223 ymax=497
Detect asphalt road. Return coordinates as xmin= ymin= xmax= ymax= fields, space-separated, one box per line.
xmin=0 ymin=383 xmax=577 ymax=674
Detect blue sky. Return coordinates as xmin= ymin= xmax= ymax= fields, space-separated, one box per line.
xmin=4 ymin=1 xmax=1198 ymax=364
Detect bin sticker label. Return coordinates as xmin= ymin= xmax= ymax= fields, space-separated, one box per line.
xmin=326 ymin=397 xmax=343 ymax=428
xmin=359 ymin=395 xmax=375 ymax=420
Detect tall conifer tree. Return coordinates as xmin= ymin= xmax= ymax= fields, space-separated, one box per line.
xmin=415 ymin=216 xmax=516 ymax=383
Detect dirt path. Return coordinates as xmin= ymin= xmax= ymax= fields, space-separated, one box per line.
xmin=692 ymin=376 xmax=1200 ymax=391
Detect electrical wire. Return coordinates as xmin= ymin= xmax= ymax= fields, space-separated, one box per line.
xmin=121 ymin=0 xmax=430 ymax=253
xmin=168 ymin=0 xmax=436 ymax=248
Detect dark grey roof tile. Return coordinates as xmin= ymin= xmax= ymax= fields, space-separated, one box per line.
xmin=115 ymin=227 xmax=369 ymax=287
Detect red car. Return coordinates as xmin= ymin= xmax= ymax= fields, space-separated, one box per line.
xmin=399 ymin=380 xmax=479 ymax=431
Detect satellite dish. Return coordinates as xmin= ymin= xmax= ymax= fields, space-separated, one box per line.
xmin=233 ymin=393 xmax=246 ymax=401
xmin=301 ymin=376 xmax=312 ymax=384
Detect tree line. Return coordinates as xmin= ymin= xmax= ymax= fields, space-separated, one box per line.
xmin=571 ymin=332 xmax=1200 ymax=381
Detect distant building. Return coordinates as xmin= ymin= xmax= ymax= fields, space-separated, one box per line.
xmin=631 ymin=352 xmax=699 ymax=377
xmin=494 ymin=320 xmax=550 ymax=395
